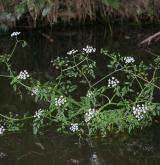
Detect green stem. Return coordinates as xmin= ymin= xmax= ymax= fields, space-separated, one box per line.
xmin=91 ymin=67 xmax=126 ymax=88
xmin=62 ymin=57 xmax=87 ymax=72
xmin=0 ymin=75 xmax=12 ymax=78
xmin=0 ymin=114 xmax=33 ymax=121
xmin=73 ymin=55 xmax=91 ymax=88
xmin=9 ymin=40 xmax=18 ymax=61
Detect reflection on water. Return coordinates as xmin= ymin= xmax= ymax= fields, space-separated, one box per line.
xmin=1 ymin=25 xmax=160 ymax=164
xmin=1 ymin=25 xmax=160 ymax=73
xmin=90 ymin=152 xmax=101 ymax=165
xmin=0 ymin=126 xmax=160 ymax=165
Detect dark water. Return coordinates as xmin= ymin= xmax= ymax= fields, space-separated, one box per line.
xmin=1 ymin=25 xmax=160 ymax=165
xmin=0 ymin=127 xmax=160 ymax=165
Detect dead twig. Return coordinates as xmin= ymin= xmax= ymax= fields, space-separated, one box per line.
xmin=139 ymin=31 xmax=160 ymax=46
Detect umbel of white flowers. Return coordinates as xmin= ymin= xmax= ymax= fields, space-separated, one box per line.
xmin=17 ymin=70 xmax=29 ymax=80
xmin=123 ymin=56 xmax=135 ymax=64
xmin=69 ymin=123 xmax=79 ymax=132
xmin=34 ymin=109 xmax=44 ymax=119
xmin=11 ymin=32 xmax=21 ymax=37
xmin=84 ymin=108 xmax=97 ymax=123
xmin=83 ymin=45 xmax=96 ymax=54
xmin=31 ymin=87 xmax=39 ymax=96
xmin=108 ymin=77 xmax=119 ymax=88
xmin=86 ymin=90 xmax=94 ymax=98
xmin=67 ymin=49 xmax=78 ymax=55
xmin=55 ymin=96 xmax=66 ymax=107
xmin=132 ymin=104 xmax=148 ymax=120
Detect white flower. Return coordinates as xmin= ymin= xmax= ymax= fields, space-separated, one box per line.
xmin=84 ymin=108 xmax=97 ymax=123
xmin=83 ymin=45 xmax=96 ymax=54
xmin=67 ymin=49 xmax=78 ymax=55
xmin=11 ymin=32 xmax=21 ymax=37
xmin=0 ymin=126 xmax=5 ymax=135
xmin=31 ymin=87 xmax=39 ymax=96
xmin=123 ymin=56 xmax=135 ymax=64
xmin=86 ymin=91 xmax=94 ymax=98
xmin=132 ymin=104 xmax=148 ymax=120
xmin=55 ymin=96 xmax=66 ymax=107
xmin=34 ymin=109 xmax=44 ymax=119
xmin=69 ymin=123 xmax=79 ymax=132
xmin=108 ymin=77 xmax=119 ymax=88
xmin=17 ymin=70 xmax=29 ymax=80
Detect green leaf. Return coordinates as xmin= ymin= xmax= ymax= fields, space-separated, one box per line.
xmin=102 ymin=0 xmax=119 ymax=9
xmin=22 ymin=41 xmax=28 ymax=48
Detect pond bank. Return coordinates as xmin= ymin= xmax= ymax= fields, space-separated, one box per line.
xmin=0 ymin=0 xmax=160 ymax=31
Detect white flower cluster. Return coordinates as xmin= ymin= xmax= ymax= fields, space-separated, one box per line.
xmin=11 ymin=32 xmax=21 ymax=37
xmin=67 ymin=49 xmax=78 ymax=55
xmin=123 ymin=56 xmax=135 ymax=64
xmin=55 ymin=96 xmax=66 ymax=107
xmin=83 ymin=45 xmax=96 ymax=54
xmin=34 ymin=109 xmax=44 ymax=119
xmin=132 ymin=104 xmax=148 ymax=120
xmin=86 ymin=90 xmax=94 ymax=98
xmin=17 ymin=70 xmax=29 ymax=80
xmin=0 ymin=126 xmax=5 ymax=135
xmin=69 ymin=123 xmax=79 ymax=132
xmin=84 ymin=108 xmax=96 ymax=123
xmin=108 ymin=77 xmax=119 ymax=88
xmin=31 ymin=87 xmax=39 ymax=96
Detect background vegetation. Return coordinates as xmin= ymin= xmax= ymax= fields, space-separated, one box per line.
xmin=0 ymin=0 xmax=159 ymax=31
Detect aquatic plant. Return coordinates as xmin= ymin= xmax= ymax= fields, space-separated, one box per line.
xmin=0 ymin=32 xmax=160 ymax=137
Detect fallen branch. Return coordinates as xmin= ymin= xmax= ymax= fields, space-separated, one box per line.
xmin=139 ymin=31 xmax=160 ymax=46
